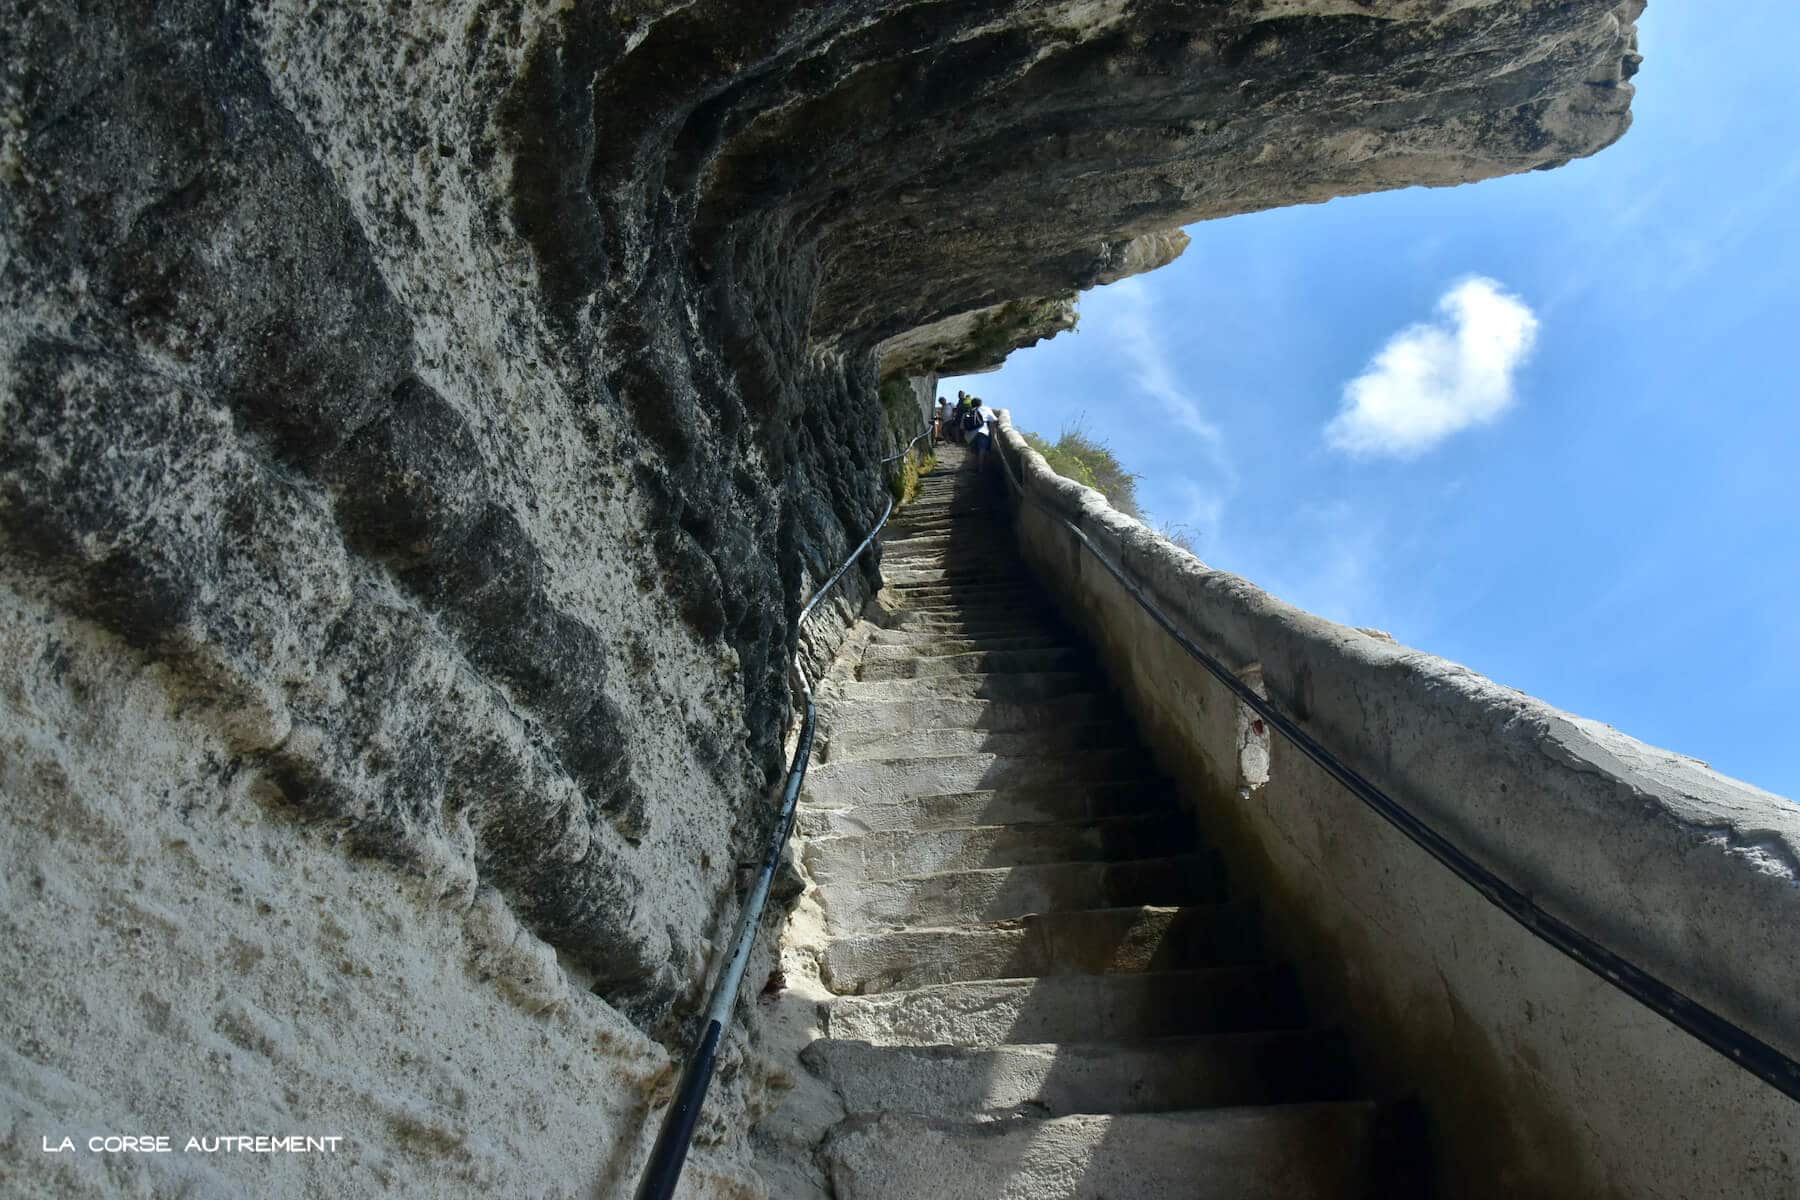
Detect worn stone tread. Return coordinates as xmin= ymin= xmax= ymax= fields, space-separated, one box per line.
xmin=858 ymin=635 xmax=1069 ymax=659
xmin=806 ymin=810 xmax=1195 ymax=884
xmin=821 ymin=720 xmax=1134 ymax=764
xmin=825 ymin=967 xmax=1303 ymax=1045
xmin=816 ymin=693 xmax=1112 ymax=738
xmin=797 ymin=780 xmax=1175 ymax=836
xmin=822 ymin=1104 xmax=1394 ymax=1200
xmin=885 ymin=573 xmax=1039 ymax=590
xmin=862 ymin=629 xmax=1066 ymax=651
xmin=878 ymin=610 xmax=1062 ymax=634
xmin=856 ymin=645 xmax=1089 ymax=681
xmin=802 ymin=747 xmax=1143 ymax=804
xmin=803 ymin=1029 xmax=1355 ymax=1116
xmin=829 ymin=667 xmax=1105 ymax=703
xmin=820 ymin=852 xmax=1226 ymax=930
xmin=818 ymin=903 xmax=1259 ymax=993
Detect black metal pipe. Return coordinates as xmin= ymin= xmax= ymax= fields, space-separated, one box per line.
xmin=631 ymin=426 xmax=923 ymax=1198
xmin=631 ymin=1019 xmax=723 ymax=1200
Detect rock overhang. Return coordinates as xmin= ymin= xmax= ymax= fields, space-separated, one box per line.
xmin=0 ymin=4 xmax=1653 ymax=1194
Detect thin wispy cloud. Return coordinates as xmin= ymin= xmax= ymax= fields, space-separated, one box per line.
xmin=1102 ymin=278 xmax=1228 ymax=452
xmin=1229 ymin=499 xmax=1386 ymax=629
xmin=1668 ymin=148 xmax=1800 ymax=290
xmin=1092 ymin=277 xmax=1239 ymax=551
xmin=1171 ymin=478 xmax=1226 ymax=534
xmin=1325 ymin=276 xmax=1539 ymax=459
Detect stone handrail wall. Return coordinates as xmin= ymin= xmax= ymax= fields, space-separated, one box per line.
xmin=993 ymin=413 xmax=1800 ymax=1199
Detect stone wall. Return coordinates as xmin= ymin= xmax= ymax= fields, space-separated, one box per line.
xmin=994 ymin=414 xmax=1800 ymax=1200
xmin=1 ymin=1 xmax=1645 ymax=1195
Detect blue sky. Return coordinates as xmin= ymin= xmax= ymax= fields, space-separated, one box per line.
xmin=944 ymin=1 xmax=1799 ymax=799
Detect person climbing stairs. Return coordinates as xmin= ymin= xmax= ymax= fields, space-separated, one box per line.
xmin=786 ymin=442 xmax=1424 ymax=1198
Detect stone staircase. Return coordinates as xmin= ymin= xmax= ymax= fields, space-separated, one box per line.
xmin=787 ymin=446 xmax=1423 ymax=1199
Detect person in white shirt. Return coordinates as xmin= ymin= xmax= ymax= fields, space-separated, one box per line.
xmin=967 ymin=402 xmax=999 ymax=471
xmin=933 ymin=395 xmax=950 ymax=445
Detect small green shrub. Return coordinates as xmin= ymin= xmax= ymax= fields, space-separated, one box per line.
xmin=1154 ymin=520 xmax=1199 ymax=555
xmin=1021 ymin=420 xmax=1141 ymax=518
xmin=888 ymin=447 xmax=935 ymax=506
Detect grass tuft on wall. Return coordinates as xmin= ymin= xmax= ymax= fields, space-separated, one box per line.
xmin=1021 ymin=421 xmax=1141 ymax=518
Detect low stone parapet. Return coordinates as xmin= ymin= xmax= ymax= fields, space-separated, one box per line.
xmin=993 ymin=412 xmax=1800 ymax=1200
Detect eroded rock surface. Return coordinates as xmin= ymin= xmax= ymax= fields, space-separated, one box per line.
xmin=0 ymin=1 xmax=1639 ymax=1195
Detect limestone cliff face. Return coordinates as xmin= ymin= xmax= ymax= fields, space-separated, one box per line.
xmin=0 ymin=2 xmax=1638 ymax=1195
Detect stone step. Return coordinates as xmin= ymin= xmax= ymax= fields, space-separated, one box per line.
xmin=882 ymin=597 xmax=1051 ymax=615
xmin=887 ymin=510 xmax=989 ymax=524
xmin=871 ymin=599 xmax=1044 ymax=619
xmin=883 ymin=576 xmax=1029 ymax=595
xmin=876 ymin=609 xmax=1054 ymax=629
xmin=879 ymin=610 xmax=1058 ymax=634
xmin=901 ymin=483 xmax=992 ymax=495
xmin=882 ymin=547 xmax=1014 ymax=565
xmin=803 ymin=1029 xmax=1355 ymax=1117
xmin=882 ymin=542 xmax=1015 ymax=560
xmin=821 ymin=720 xmax=1131 ymax=764
xmin=892 ymin=496 xmax=993 ymax=507
xmin=886 ymin=574 xmax=1036 ymax=593
xmin=819 ymin=853 xmax=1225 ymax=931
xmin=886 ymin=560 xmax=1020 ymax=574
xmin=885 ymin=545 xmax=1020 ymax=561
xmin=808 ymin=810 xmax=1193 ymax=884
xmin=888 ymin=509 xmax=1004 ymax=525
xmin=884 ymin=528 xmax=1009 ymax=545
xmin=802 ymin=748 xmax=1141 ymax=806
xmin=830 ymin=671 xmax=1099 ymax=704
xmin=883 ymin=570 xmax=1025 ymax=590
xmin=816 ymin=693 xmax=1110 ymax=738
xmin=860 ymin=636 xmax=1070 ymax=662
xmin=825 ymin=967 xmax=1302 ymax=1045
xmin=884 ymin=526 xmax=995 ymax=543
xmin=856 ymin=646 xmax=1089 ymax=682
xmin=885 ymin=514 xmax=1002 ymax=528
xmin=863 ymin=628 xmax=1065 ymax=650
xmin=797 ymin=780 xmax=1175 ymax=836
xmin=872 ymin=627 xmax=1064 ymax=646
xmin=884 ymin=577 xmax=1022 ymax=593
xmin=821 ymin=1103 xmax=1398 ymax=1200
xmin=886 ymin=513 xmax=1005 ymax=528
xmin=818 ymin=904 xmax=1258 ymax=994
xmin=884 ymin=557 xmax=1018 ymax=574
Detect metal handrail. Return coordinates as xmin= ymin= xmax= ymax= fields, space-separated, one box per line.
xmin=633 ymin=419 xmax=931 ymax=1200
xmin=880 ymin=423 xmax=934 ymax=465
xmin=990 ymin=427 xmax=1800 ymax=1105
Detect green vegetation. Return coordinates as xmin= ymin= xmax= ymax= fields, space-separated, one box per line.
xmin=1021 ymin=422 xmax=1141 ymax=518
xmin=878 ymin=379 xmax=923 ymax=446
xmin=1154 ymin=520 xmax=1199 ymax=555
xmin=941 ymin=293 xmax=1078 ymax=374
xmin=1019 ymin=420 xmax=1204 ymax=555
xmin=888 ymin=447 xmax=934 ymax=505
xmin=963 ymin=301 xmax=1040 ymax=365
xmin=878 ymin=378 xmax=934 ymax=505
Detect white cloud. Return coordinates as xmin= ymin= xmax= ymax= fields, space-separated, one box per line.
xmin=1103 ymin=277 xmax=1228 ymax=449
xmin=1326 ymin=276 xmax=1538 ymax=459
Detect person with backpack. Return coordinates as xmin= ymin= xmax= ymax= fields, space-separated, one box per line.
xmin=961 ymin=397 xmax=998 ymax=471
xmin=950 ymin=390 xmax=972 ymax=444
